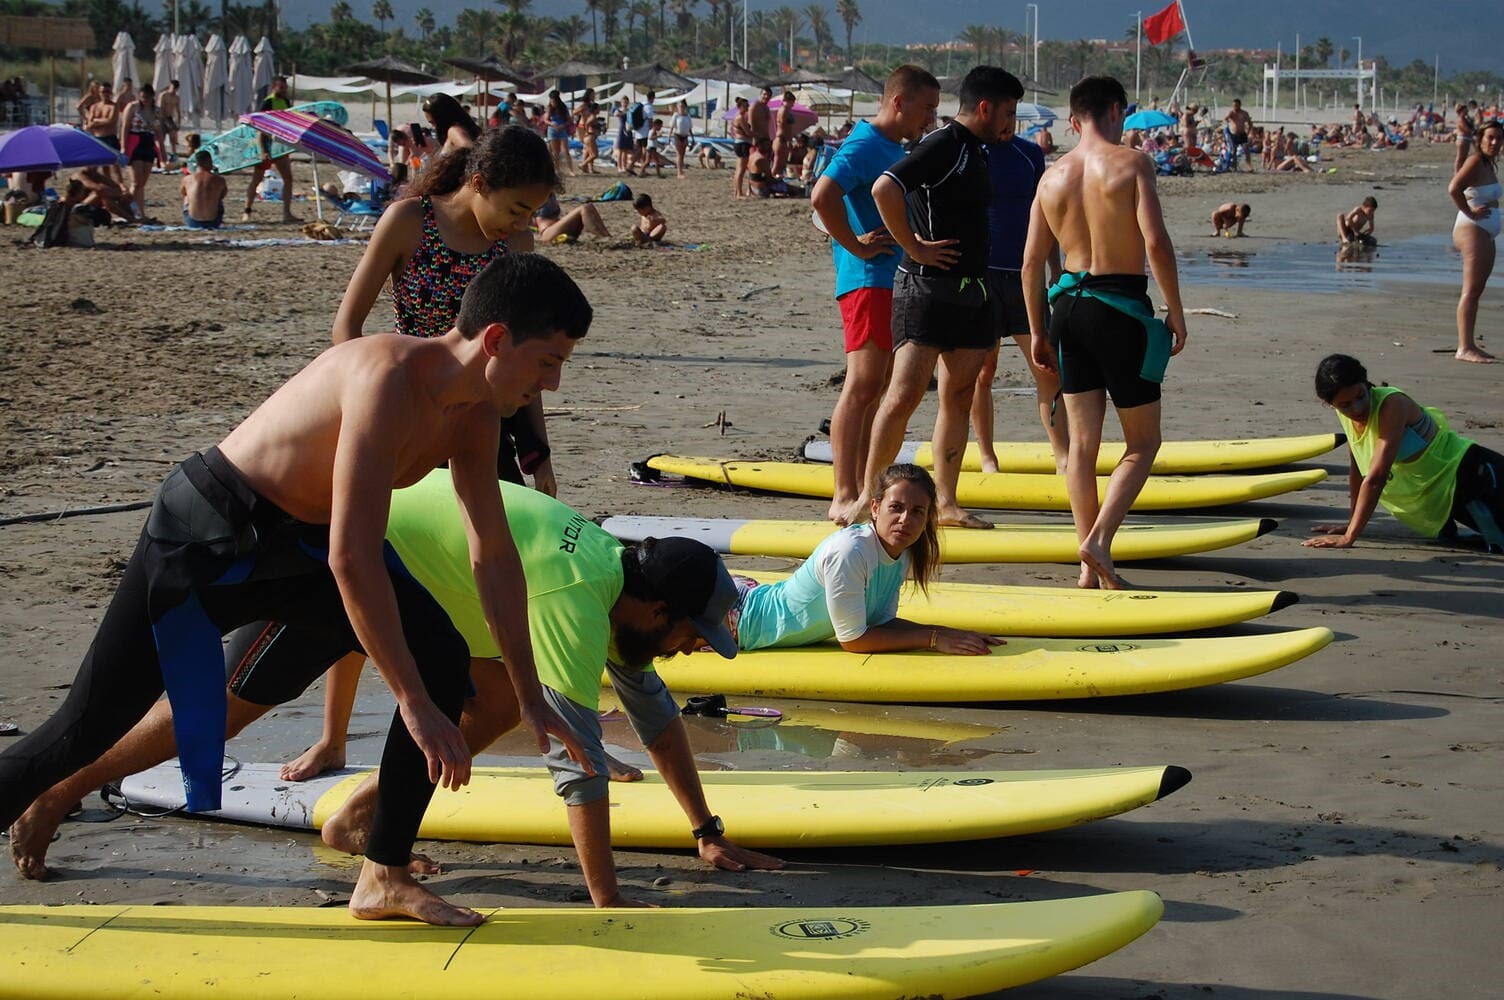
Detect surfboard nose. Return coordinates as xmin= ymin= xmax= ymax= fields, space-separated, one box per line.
xmin=1157 ymin=765 xmax=1193 ymax=800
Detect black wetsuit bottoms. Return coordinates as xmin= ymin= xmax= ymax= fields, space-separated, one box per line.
xmin=1050 ymin=273 xmax=1163 ymax=409
xmin=1446 ymin=444 xmax=1504 ymax=551
xmin=0 ymin=448 xmax=469 ymax=867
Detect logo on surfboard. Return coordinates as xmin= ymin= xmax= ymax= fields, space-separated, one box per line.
xmin=770 ymin=917 xmax=871 ymax=940
xmin=1076 ymin=642 xmax=1141 ymax=653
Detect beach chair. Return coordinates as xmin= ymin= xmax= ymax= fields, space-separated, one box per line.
xmin=373 ymin=120 xmax=390 ymax=141
xmin=318 ymin=186 xmax=385 ymax=232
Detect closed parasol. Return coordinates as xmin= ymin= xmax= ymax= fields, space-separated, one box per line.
xmin=111 ymin=32 xmax=135 ymax=95
xmin=202 ymin=35 xmax=228 ymax=122
xmin=151 ymin=35 xmax=174 ymax=94
xmin=227 ymin=36 xmax=254 ymax=118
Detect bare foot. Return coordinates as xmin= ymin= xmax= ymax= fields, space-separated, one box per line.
xmin=937 ymin=509 xmax=994 ymax=530
xmin=827 ymin=495 xmax=859 ymax=525
xmin=349 ymin=860 xmax=483 ymax=926
xmin=1076 ymin=561 xmax=1100 ymax=590
xmin=1456 ymin=348 xmax=1496 ymax=364
xmin=321 ymin=790 xmax=439 ymax=875
xmin=605 ymin=753 xmax=643 ymax=782
xmin=1078 ymin=540 xmax=1127 ymax=590
xmin=8 ymin=796 xmax=70 ymax=880
xmin=239 ymin=211 xmax=253 ymax=222
xmin=280 ymin=740 xmax=346 ymax=782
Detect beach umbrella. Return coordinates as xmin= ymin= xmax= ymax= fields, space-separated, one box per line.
xmin=618 ymin=63 xmax=696 ymax=93
xmin=829 ymin=66 xmax=884 ymax=122
xmin=227 ymin=36 xmax=254 ymax=117
xmin=1124 ymin=109 xmax=1177 ymax=131
xmin=340 ymin=55 xmax=438 ymax=133
xmin=534 ymin=59 xmax=611 ymax=88
xmin=252 ymin=37 xmax=276 ymax=102
xmin=173 ymin=34 xmax=203 ymax=121
xmin=1016 ymin=102 xmax=1058 ymax=123
xmin=770 ymin=67 xmax=835 ymax=87
xmin=0 ymin=124 xmax=119 ymax=172
xmin=151 ymin=35 xmax=175 ymax=94
xmin=443 ymin=55 xmax=532 ymax=87
xmin=202 ymin=35 xmax=228 ymax=123
xmin=239 ymin=109 xmax=391 ymax=221
xmin=686 ymin=59 xmax=770 ymax=87
xmin=111 ymin=32 xmax=136 ymax=95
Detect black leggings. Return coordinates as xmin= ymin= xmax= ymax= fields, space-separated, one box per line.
xmin=0 ymin=449 xmax=469 ymax=867
xmin=1447 ymin=444 xmax=1504 ymax=551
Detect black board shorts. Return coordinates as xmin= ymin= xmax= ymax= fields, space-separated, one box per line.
xmin=891 ymin=269 xmax=994 ymax=352
xmin=987 ymin=269 xmax=1039 ymax=339
xmin=1050 ymin=274 xmax=1162 ymax=408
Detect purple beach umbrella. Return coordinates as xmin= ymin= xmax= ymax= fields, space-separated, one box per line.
xmin=0 ymin=125 xmax=119 ymax=173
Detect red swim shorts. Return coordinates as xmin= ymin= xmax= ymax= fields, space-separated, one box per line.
xmin=837 ymin=286 xmax=894 ymax=353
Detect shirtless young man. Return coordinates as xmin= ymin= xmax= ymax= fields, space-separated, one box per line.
xmin=84 ymin=83 xmax=122 ymax=186
xmin=1210 ymin=202 xmax=1251 ymax=237
xmin=1336 ymin=196 xmax=1379 ymax=244
xmin=1222 ymin=98 xmax=1253 ymax=170
xmin=1 ymin=253 xmax=591 ymax=927
xmin=158 ymin=79 xmax=182 ymax=163
xmin=838 ymin=66 xmax=1023 ymax=530
xmin=71 ymin=164 xmax=134 ymax=220
xmin=181 ymin=150 xmax=227 ymax=229
xmin=810 ymin=64 xmax=940 ymax=521
xmin=1022 ymin=75 xmax=1188 ymax=590
xmin=750 ymin=87 xmax=774 ymax=160
xmin=8 ymin=476 xmax=782 ymax=908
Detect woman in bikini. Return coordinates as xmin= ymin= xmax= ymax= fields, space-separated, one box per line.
xmin=1449 ymin=119 xmax=1500 ymax=363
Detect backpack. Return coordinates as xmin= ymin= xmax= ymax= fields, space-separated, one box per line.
xmin=628 ymin=102 xmax=646 ymax=130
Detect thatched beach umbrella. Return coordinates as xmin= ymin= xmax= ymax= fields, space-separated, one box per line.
xmin=444 ymin=55 xmax=533 ymax=110
xmin=770 ymin=66 xmax=835 ymax=88
xmin=534 ymin=59 xmax=612 ymax=89
xmin=617 ymin=63 xmax=696 ymax=95
xmin=686 ymin=59 xmax=770 ymax=132
xmin=830 ymin=66 xmax=884 ymax=121
xmin=340 ymin=55 xmax=438 ymax=131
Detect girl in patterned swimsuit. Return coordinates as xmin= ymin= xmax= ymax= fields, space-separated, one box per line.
xmin=281 ymin=126 xmax=566 ymax=781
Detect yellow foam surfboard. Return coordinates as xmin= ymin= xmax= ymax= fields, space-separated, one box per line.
xmin=737 ymin=570 xmax=1297 ymax=636
xmin=118 ymin=763 xmax=1191 ymax=848
xmin=0 ymin=892 xmax=1164 ymax=1000
xmin=602 ymin=513 xmax=1277 ymax=563
xmin=642 ymin=454 xmax=1326 ymax=511
xmin=649 ymin=627 xmax=1335 ymax=703
xmin=800 ymin=432 xmax=1345 ymax=474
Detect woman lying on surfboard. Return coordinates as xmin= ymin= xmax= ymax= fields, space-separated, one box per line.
xmin=727 ymin=464 xmax=1004 ymax=655
xmin=1305 ymin=354 xmax=1504 ymax=552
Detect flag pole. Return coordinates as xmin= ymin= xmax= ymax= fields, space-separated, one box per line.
xmin=1135 ymin=12 xmax=1142 ymax=102
xmin=1168 ymin=0 xmax=1196 ymax=108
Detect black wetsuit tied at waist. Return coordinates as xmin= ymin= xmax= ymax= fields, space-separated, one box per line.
xmin=0 ymin=448 xmax=469 ymax=867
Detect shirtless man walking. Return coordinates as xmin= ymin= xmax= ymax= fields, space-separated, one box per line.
xmin=1 ymin=253 xmax=590 ymax=926
xmin=1222 ymin=98 xmax=1253 ymax=170
xmin=1023 ymin=76 xmax=1187 ymax=589
xmin=158 ymin=79 xmax=182 ymax=164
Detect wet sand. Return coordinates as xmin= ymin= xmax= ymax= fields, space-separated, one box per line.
xmin=1 ymin=138 xmax=1501 ymax=998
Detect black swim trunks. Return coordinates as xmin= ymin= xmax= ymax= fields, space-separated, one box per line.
xmin=986 ymin=269 xmax=1040 ymax=339
xmin=891 ymin=270 xmax=995 ymax=353
xmin=1050 ymin=273 xmax=1162 ymax=408
xmin=734 ymin=140 xmax=751 ymax=159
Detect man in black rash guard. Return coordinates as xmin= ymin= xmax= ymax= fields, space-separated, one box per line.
xmin=839 ymin=66 xmax=1023 ymax=530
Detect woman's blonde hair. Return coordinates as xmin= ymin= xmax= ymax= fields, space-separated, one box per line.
xmin=873 ymin=463 xmax=941 ymax=594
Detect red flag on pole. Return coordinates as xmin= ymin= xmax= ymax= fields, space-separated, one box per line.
xmin=1144 ymin=1 xmax=1186 ymax=46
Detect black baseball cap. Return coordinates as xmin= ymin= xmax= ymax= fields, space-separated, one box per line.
xmin=637 ymin=538 xmax=739 ymax=658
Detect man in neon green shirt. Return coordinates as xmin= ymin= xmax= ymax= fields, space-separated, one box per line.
xmin=11 ymin=471 xmax=782 ymax=903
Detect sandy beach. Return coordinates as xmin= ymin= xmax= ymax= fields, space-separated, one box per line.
xmin=1 ymin=135 xmax=1500 ymax=998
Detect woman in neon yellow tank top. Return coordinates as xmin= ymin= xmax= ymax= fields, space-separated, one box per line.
xmin=1305 ymin=354 xmax=1504 ymax=552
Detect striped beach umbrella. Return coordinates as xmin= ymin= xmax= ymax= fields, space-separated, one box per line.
xmin=238 ymin=109 xmax=391 ymax=220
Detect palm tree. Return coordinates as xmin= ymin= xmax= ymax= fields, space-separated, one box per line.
xmin=773 ymin=6 xmax=802 ymax=65
xmin=584 ymin=0 xmax=602 ymax=50
xmin=1314 ymin=36 xmax=1334 ymax=68
xmin=835 ymin=0 xmax=860 ymax=63
xmin=551 ymin=14 xmax=589 ymax=53
xmin=372 ymin=0 xmax=393 ymax=34
xmin=494 ymin=0 xmax=532 ymax=14
xmin=600 ymin=0 xmax=624 ymax=43
xmin=497 ymin=10 xmax=529 ymax=61
xmin=670 ymin=0 xmax=697 ymax=36
xmin=415 ymin=7 xmax=436 ymax=41
xmin=455 ymin=7 xmax=499 ymax=57
xmin=959 ymin=24 xmax=989 ymax=63
xmin=330 ymin=1 xmax=354 ymax=23
xmin=805 ymin=4 xmax=831 ymax=65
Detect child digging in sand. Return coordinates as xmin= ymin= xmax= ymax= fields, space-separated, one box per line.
xmin=631 ymin=192 xmax=667 ymax=244
xmin=1337 ymin=196 xmax=1379 ymax=246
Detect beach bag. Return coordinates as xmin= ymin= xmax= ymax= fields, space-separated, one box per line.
xmin=597 ymin=180 xmax=633 ymax=202
xmin=628 ymin=102 xmax=646 ymax=130
xmin=29 ymin=202 xmax=73 ymax=248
